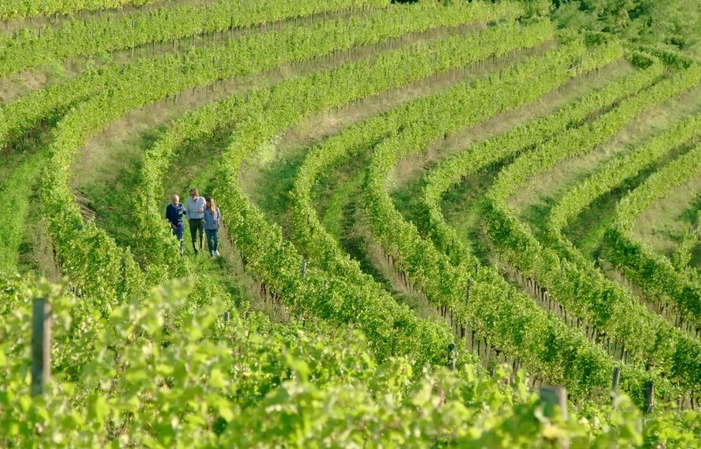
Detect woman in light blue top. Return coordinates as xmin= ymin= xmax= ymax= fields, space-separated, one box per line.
xmin=203 ymin=197 xmax=221 ymax=258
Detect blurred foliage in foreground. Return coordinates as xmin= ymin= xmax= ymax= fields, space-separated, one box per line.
xmin=1 ymin=275 xmax=701 ymax=447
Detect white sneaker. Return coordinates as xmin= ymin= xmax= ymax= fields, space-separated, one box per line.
xmin=215 ymin=250 xmax=221 ymax=257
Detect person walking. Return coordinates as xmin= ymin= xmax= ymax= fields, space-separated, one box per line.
xmin=185 ymin=188 xmax=206 ymax=254
xmin=204 ymin=196 xmax=221 ymax=258
xmin=165 ymin=194 xmax=185 ymax=256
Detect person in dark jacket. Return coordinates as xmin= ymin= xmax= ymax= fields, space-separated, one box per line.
xmin=165 ymin=194 xmax=185 ymax=255
xmin=204 ymin=197 xmax=221 ymax=258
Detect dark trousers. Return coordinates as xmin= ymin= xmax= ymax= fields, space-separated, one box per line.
xmin=189 ymin=218 xmax=204 ymax=252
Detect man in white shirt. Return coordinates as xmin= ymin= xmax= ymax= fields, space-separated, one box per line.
xmin=185 ymin=188 xmax=206 ymax=254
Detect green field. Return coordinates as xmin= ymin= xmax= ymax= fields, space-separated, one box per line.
xmin=2 ymin=0 xmax=701 ymax=446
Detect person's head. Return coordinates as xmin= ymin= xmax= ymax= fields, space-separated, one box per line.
xmin=172 ymin=194 xmax=180 ymax=206
xmin=206 ymin=196 xmax=216 ymax=213
xmin=189 ymin=188 xmax=199 ymax=199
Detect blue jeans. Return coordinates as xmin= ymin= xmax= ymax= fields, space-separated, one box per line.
xmin=173 ymin=225 xmax=184 ymax=255
xmin=205 ymin=228 xmax=219 ymax=256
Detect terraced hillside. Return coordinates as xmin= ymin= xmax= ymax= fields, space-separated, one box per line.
xmin=2 ymin=0 xmax=701 ymax=446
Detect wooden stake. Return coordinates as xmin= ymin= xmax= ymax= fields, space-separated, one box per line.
xmin=448 ymin=344 xmax=456 ymax=371
xmin=540 ymin=385 xmax=569 ymax=448
xmin=32 ymin=298 xmax=51 ymax=397
xmin=611 ymin=367 xmax=620 ymax=407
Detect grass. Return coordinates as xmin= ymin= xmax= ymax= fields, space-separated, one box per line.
xmin=16 ymin=184 xmax=61 ymax=282
xmin=317 ymin=153 xmax=442 ymax=317
xmin=0 ymin=50 xmax=110 ymax=105
xmin=236 ymin=19 xmax=515 ymax=233
xmin=162 ymin=129 xmax=289 ymax=319
xmin=441 ymin=165 xmax=505 ymax=266
xmin=162 ymin=125 xmax=230 ymax=201
xmin=321 ymin=169 xmax=365 ymax=241
xmin=70 ymin=16 xmax=422 ymax=309
xmin=692 ymin=242 xmax=701 ymax=271
xmin=0 ymin=122 xmax=59 ymax=277
xmin=315 ymin=153 xmax=402 ymax=289
xmin=69 ymin=97 xmax=269 ymax=311
xmin=287 ymin=48 xmax=568 ymax=310
xmin=561 ymin=86 xmax=701 ymax=262
xmin=0 ymin=0 xmax=215 ymax=35
xmin=0 ymin=150 xmax=50 ymax=273
xmin=236 ymin=39 xmax=554 ymax=312
xmin=0 ymin=140 xmax=34 ymax=187
xmin=0 ymin=2 xmax=390 ymax=110
xmin=70 ymin=101 xmax=175 ymax=248
xmin=240 ymin=135 xmax=306 ymax=238
xmin=69 ymin=64 xmax=284 ymax=244
xmin=389 ymin=58 xmax=636 ymax=257
xmin=386 ymin=43 xmax=558 ymax=191
xmin=240 ymin=53 xmax=486 ymax=231
xmin=65 ymin=15 xmax=502 ymax=323
xmin=2 ymin=5 xmax=481 ymax=107
xmin=632 ymin=174 xmax=701 ymax=260
xmin=509 ymin=82 xmax=701 ymax=243
xmin=0 ymin=14 xmax=253 ymax=105
xmin=66 ymin=80 xmax=254 ymax=307
xmin=0 ymin=69 xmax=50 ymax=104
xmin=563 ymin=162 xmax=658 ymax=260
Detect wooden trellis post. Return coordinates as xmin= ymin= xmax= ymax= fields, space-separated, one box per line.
xmin=611 ymin=367 xmax=621 ymax=407
xmin=646 ymin=382 xmax=654 ymax=414
xmin=540 ymin=385 xmax=568 ymax=448
xmin=32 ymin=298 xmax=51 ymax=397
xmin=448 ymin=344 xmax=456 ymax=371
